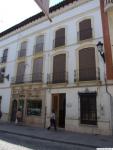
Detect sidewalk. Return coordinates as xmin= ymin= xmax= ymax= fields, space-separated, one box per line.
xmin=0 ymin=122 xmax=113 ymax=149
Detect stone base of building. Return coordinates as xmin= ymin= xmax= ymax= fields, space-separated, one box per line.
xmin=0 ymin=113 xmax=9 ymax=122
xmin=65 ymin=119 xmax=112 ymax=135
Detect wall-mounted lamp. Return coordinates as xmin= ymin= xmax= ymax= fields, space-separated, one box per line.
xmin=96 ymin=41 xmax=105 ymax=63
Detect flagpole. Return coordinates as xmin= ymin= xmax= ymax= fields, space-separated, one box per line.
xmin=47 ymin=16 xmax=52 ymax=22
xmin=34 ymin=0 xmax=52 ymax=22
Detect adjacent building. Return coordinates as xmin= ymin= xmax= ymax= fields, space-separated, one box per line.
xmin=100 ymin=0 xmax=113 ymax=134
xmin=0 ymin=0 xmax=112 ymax=135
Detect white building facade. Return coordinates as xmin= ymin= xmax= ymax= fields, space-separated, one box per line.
xmin=0 ymin=0 xmax=112 ymax=135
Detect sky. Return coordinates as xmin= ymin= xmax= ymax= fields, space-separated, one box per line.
xmin=0 ymin=0 xmax=62 ymax=33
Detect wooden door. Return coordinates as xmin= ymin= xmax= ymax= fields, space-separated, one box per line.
xmin=52 ymin=93 xmax=66 ymax=128
xmin=11 ymin=100 xmax=17 ymax=122
xmin=52 ymin=94 xmax=59 ymax=126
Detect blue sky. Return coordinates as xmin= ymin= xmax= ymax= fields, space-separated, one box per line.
xmin=0 ymin=0 xmax=63 ymax=33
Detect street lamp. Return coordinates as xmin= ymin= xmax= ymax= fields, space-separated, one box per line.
xmin=96 ymin=41 xmax=105 ymax=63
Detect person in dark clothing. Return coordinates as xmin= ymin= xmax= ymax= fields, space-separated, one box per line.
xmin=47 ymin=110 xmax=57 ymax=131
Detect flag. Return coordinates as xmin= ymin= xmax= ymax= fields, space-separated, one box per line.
xmin=34 ymin=0 xmax=52 ymax=22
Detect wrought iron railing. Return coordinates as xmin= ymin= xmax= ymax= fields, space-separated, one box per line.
xmin=74 ymin=67 xmax=100 ymax=82
xmin=11 ymin=73 xmax=43 ymax=84
xmin=47 ymin=72 xmax=68 ymax=84
xmin=0 ymin=74 xmax=4 ymax=83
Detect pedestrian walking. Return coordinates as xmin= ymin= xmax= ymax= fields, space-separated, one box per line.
xmin=47 ymin=110 xmax=57 ymax=131
xmin=15 ymin=108 xmax=22 ymax=125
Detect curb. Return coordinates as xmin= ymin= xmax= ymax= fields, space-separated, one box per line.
xmin=0 ymin=129 xmax=98 ymax=149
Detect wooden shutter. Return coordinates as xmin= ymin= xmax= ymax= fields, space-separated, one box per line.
xmin=35 ymin=35 xmax=44 ymax=52
xmin=55 ymin=28 xmax=65 ymax=48
xmin=53 ymin=54 xmax=66 ymax=83
xmin=19 ymin=41 xmax=27 ymax=57
xmin=32 ymin=58 xmax=43 ymax=82
xmin=79 ymin=47 xmax=96 ymax=81
xmin=0 ymin=68 xmax=5 ymax=83
xmin=79 ymin=19 xmax=92 ymax=40
xmin=16 ymin=62 xmax=25 ymax=83
xmin=2 ymin=49 xmax=8 ymax=63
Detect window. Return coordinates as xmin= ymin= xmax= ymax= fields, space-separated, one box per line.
xmin=53 ymin=54 xmax=66 ymax=83
xmin=0 ymin=68 xmax=5 ymax=83
xmin=34 ymin=35 xmax=44 ymax=53
xmin=0 ymin=96 xmax=2 ymax=110
xmin=16 ymin=62 xmax=25 ymax=83
xmin=54 ymin=28 xmax=65 ymax=48
xmin=32 ymin=58 xmax=43 ymax=82
xmin=79 ymin=19 xmax=92 ymax=41
xmin=79 ymin=47 xmax=96 ymax=81
xmin=79 ymin=93 xmax=97 ymax=125
xmin=2 ymin=49 xmax=8 ymax=63
xmin=18 ymin=41 xmax=27 ymax=57
xmin=27 ymin=100 xmax=42 ymax=116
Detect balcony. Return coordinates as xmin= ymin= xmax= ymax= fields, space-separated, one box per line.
xmin=77 ymin=28 xmax=93 ymax=41
xmin=104 ymin=0 xmax=113 ymax=11
xmin=33 ymin=43 xmax=43 ymax=54
xmin=18 ymin=49 xmax=26 ymax=58
xmin=11 ymin=73 xmax=43 ymax=84
xmin=47 ymin=72 xmax=68 ymax=84
xmin=0 ymin=56 xmax=7 ymax=63
xmin=74 ymin=67 xmax=100 ymax=82
xmin=0 ymin=74 xmax=4 ymax=83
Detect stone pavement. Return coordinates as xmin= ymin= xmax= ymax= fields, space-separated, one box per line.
xmin=0 ymin=122 xmax=113 ymax=149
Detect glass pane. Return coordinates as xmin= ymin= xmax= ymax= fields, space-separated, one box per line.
xmin=27 ymin=100 xmax=42 ymax=116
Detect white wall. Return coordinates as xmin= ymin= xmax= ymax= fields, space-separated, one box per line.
xmin=0 ymin=0 xmax=111 ymax=135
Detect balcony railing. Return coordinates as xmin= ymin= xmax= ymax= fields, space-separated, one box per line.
xmin=0 ymin=56 xmax=7 ymax=63
xmin=77 ymin=28 xmax=93 ymax=41
xmin=11 ymin=73 xmax=43 ymax=84
xmin=104 ymin=0 xmax=113 ymax=11
xmin=47 ymin=72 xmax=68 ymax=84
xmin=53 ymin=36 xmax=65 ymax=48
xmin=18 ymin=49 xmax=26 ymax=58
xmin=74 ymin=67 xmax=100 ymax=82
xmin=33 ymin=43 xmax=44 ymax=54
xmin=0 ymin=74 xmax=4 ymax=83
